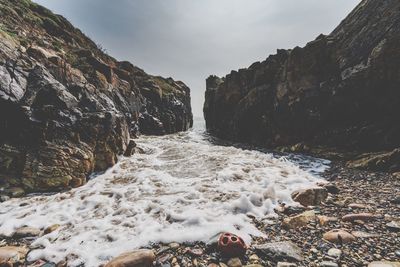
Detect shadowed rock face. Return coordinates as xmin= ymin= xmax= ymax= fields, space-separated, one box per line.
xmin=204 ymin=0 xmax=400 ymax=160
xmin=0 ymin=0 xmax=192 ymax=192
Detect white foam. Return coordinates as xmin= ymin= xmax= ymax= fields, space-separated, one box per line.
xmin=0 ymin=123 xmax=329 ymax=266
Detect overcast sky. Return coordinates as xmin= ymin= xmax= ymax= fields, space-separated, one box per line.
xmin=34 ymin=0 xmax=360 ymax=116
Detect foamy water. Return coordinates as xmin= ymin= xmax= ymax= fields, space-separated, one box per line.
xmin=0 ymin=119 xmax=329 ymax=266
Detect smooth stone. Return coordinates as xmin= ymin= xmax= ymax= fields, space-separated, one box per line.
xmin=291 ymin=187 xmax=328 ymax=207
xmin=254 ymin=241 xmax=303 ymax=262
xmin=351 ymin=231 xmax=379 ymax=238
xmin=227 ymin=258 xmax=242 ymax=267
xmin=320 ymin=261 xmax=339 ymax=267
xmin=323 ymin=229 xmax=356 ymax=244
xmin=327 ymin=248 xmax=342 ymax=259
xmin=104 ymin=249 xmax=155 ymax=267
xmin=368 ymin=261 xmax=400 ymax=267
xmin=342 ymin=213 xmax=377 ymax=222
xmin=12 ymin=226 xmax=41 ymax=238
xmin=282 ymin=210 xmax=316 ymax=229
xmin=277 ymin=263 xmax=297 ymax=267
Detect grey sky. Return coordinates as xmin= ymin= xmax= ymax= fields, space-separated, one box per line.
xmin=34 ymin=0 xmax=360 ymax=116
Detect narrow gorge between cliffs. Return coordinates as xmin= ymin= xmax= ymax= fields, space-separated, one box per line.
xmin=0 ymin=118 xmax=329 ymax=266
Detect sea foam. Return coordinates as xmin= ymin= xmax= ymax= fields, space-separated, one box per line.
xmin=0 ymin=124 xmax=329 ymax=266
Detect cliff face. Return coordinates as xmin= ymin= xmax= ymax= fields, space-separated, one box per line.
xmin=204 ymin=0 xmax=400 ymax=169
xmin=0 ymin=0 xmax=192 ymax=193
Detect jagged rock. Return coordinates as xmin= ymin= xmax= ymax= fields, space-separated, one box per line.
xmin=0 ymin=0 xmax=192 ymax=193
xmin=282 ymin=210 xmax=316 ymax=229
xmin=104 ymin=250 xmax=155 ymax=267
xmin=291 ymin=187 xmax=328 ymax=206
xmin=323 ymin=229 xmax=356 ymax=244
xmin=254 ymin=241 xmax=303 ymax=262
xmin=203 ymin=0 xmax=400 ymax=171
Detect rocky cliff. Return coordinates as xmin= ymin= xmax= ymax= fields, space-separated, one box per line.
xmin=0 ymin=0 xmax=192 ymax=193
xmin=204 ymin=0 xmax=400 ymax=171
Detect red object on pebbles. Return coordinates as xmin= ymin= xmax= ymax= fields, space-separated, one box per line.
xmin=218 ymin=232 xmax=247 ymax=257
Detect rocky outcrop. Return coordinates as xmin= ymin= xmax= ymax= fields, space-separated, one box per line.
xmin=0 ymin=0 xmax=192 ymax=193
xmin=204 ymin=0 xmax=400 ymax=170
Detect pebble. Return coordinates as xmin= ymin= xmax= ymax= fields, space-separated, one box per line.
xmin=351 ymin=231 xmax=379 ymax=238
xmin=44 ymin=224 xmax=60 ymax=235
xmin=387 ymin=221 xmax=400 ymax=232
xmin=227 ymin=258 xmax=242 ymax=267
xmin=277 ymin=263 xmax=296 ymax=267
xmin=323 ymin=229 xmax=356 ymax=244
xmin=368 ymin=261 xmax=400 ymax=267
xmin=104 ymin=249 xmax=155 ymax=267
xmin=342 ymin=213 xmax=377 ymax=222
xmin=327 ymin=248 xmax=342 ymax=259
xmin=317 ymin=215 xmax=338 ymax=226
xmin=320 ymin=261 xmax=339 ymax=267
xmin=282 ymin=210 xmax=316 ymax=229
xmin=254 ymin=241 xmax=303 ymax=262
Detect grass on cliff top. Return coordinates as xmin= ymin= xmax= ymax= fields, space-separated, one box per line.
xmin=153 ymin=76 xmax=183 ymax=96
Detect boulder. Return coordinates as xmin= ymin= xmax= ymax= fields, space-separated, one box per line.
xmin=291 ymin=187 xmax=328 ymax=207
xmin=105 ymin=250 xmax=155 ymax=267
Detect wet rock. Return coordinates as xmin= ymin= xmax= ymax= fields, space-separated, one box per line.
xmin=291 ymin=187 xmax=328 ymax=207
xmin=123 ymin=140 xmax=137 ymax=157
xmin=227 ymin=258 xmax=242 ymax=267
xmin=254 ymin=241 xmax=303 ymax=262
xmin=342 ymin=213 xmax=377 ymax=222
xmin=368 ymin=261 xmax=400 ymax=267
xmin=0 ymin=195 xmax=10 ymax=202
xmin=0 ymin=246 xmax=28 ymax=264
xmin=12 ymin=226 xmax=41 ymax=238
xmin=282 ymin=210 xmax=316 ymax=229
xmin=104 ymin=250 xmax=155 ymax=267
xmin=4 ymin=187 xmax=25 ymax=197
xmin=323 ymin=229 xmax=356 ymax=244
xmin=44 ymin=224 xmax=60 ymax=235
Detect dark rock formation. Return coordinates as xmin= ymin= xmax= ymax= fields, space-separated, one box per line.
xmin=0 ymin=0 xmax=192 ymax=192
xmin=204 ymin=0 xmax=400 ymax=171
